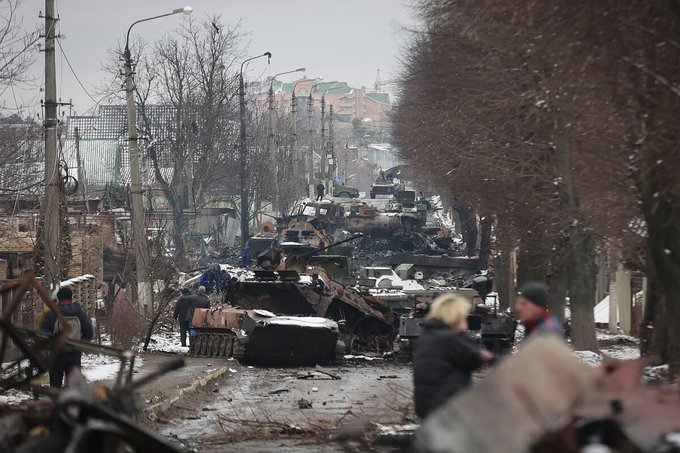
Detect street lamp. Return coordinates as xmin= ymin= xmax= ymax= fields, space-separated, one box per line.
xmin=267 ymin=68 xmax=305 ymax=160
xmin=291 ymin=77 xmax=322 ymax=197
xmin=306 ymin=80 xmax=328 ymax=198
xmin=239 ymin=52 xmax=272 ymax=248
xmin=328 ymin=95 xmax=353 ymax=185
xmin=266 ymin=68 xmax=305 ymax=214
xmin=123 ymin=5 xmax=192 ymax=312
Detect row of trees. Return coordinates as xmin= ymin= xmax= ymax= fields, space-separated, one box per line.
xmin=394 ymin=0 xmax=680 ymax=371
xmin=102 ymin=16 xmax=338 ymax=269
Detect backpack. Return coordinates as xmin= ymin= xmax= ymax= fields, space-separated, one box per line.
xmin=54 ymin=315 xmax=82 ymax=341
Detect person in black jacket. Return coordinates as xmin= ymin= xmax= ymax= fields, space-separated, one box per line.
xmin=173 ymin=288 xmax=193 ymax=347
xmin=190 ymin=286 xmax=211 ymax=309
xmin=41 ymin=286 xmax=94 ymax=388
xmin=413 ymin=293 xmax=493 ymax=418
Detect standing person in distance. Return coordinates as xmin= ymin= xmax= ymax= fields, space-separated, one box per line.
xmin=413 ymin=293 xmax=494 ymax=419
xmin=190 ymin=286 xmax=211 ymax=310
xmin=316 ymin=182 xmax=325 ymax=201
xmin=173 ymin=288 xmax=193 ymax=347
xmin=41 ymin=286 xmax=94 ymax=388
xmin=515 ymin=282 xmax=564 ymax=340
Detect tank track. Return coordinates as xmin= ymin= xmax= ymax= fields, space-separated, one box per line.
xmin=189 ymin=332 xmax=237 ymax=358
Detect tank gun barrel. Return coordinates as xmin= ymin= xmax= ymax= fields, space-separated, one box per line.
xmin=300 ymin=233 xmax=363 ymax=259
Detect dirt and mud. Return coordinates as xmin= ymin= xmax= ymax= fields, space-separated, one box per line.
xmin=151 ymin=358 xmax=415 ymax=452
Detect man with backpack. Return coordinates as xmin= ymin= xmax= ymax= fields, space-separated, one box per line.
xmin=41 ymin=286 xmax=94 ymax=388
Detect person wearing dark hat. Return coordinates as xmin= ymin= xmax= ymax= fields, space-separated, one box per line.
xmin=173 ymin=288 xmax=193 ymax=347
xmin=515 ymin=282 xmax=563 ymax=340
xmin=41 ymin=286 xmax=94 ymax=388
xmin=190 ymin=286 xmax=211 ymax=309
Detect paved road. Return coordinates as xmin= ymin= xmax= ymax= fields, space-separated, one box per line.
xmin=153 ymin=359 xmax=415 ymax=452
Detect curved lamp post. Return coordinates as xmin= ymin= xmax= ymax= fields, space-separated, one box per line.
xmin=124 ymin=6 xmax=192 ymax=312
xmin=328 ymin=95 xmax=353 ymax=184
xmin=291 ymin=77 xmax=322 ymax=197
xmin=238 ymin=52 xmax=272 ymax=248
xmin=266 ymin=68 xmax=305 ymax=214
xmin=267 ymin=68 xmax=305 ymax=159
xmin=305 ymin=80 xmax=328 ymax=197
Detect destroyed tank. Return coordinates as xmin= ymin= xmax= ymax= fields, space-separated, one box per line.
xmin=222 ymin=268 xmax=396 ymax=354
xmin=241 ymin=234 xmax=398 ymax=354
xmin=189 ymin=306 xmax=340 ymax=366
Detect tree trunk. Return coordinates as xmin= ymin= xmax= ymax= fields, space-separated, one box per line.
xmin=640 ymin=269 xmax=669 ymax=366
xmin=478 ymin=215 xmax=493 ymax=269
xmin=567 ymin=229 xmax=598 ymax=351
xmin=547 ymin=260 xmax=568 ymax=324
xmin=494 ymin=250 xmax=512 ymax=311
xmin=643 ymin=198 xmax=680 ymax=374
xmin=456 ymin=205 xmax=478 ymax=258
xmin=516 ymin=233 xmax=549 ymax=287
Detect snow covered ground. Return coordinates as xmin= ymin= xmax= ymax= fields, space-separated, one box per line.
xmin=573 ymin=329 xmax=672 ymax=384
xmin=143 ymin=331 xmax=189 ymax=354
xmin=81 ymin=353 xmax=143 ymax=382
xmin=0 ymin=352 xmax=143 ymax=406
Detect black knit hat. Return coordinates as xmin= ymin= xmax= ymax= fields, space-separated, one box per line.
xmin=56 ymin=286 xmax=73 ymax=301
xmin=518 ymin=282 xmax=549 ymax=309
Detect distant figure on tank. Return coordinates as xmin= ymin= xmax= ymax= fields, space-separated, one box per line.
xmin=316 ymin=182 xmax=325 ymax=201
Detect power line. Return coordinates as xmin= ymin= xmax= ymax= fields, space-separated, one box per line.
xmin=55 ymin=36 xmax=99 ymax=107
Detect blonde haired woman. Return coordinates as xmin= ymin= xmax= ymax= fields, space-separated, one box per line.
xmin=413 ymin=293 xmax=494 ymax=418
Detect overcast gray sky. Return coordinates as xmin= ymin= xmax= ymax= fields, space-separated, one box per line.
xmin=7 ymin=0 xmax=418 ymax=117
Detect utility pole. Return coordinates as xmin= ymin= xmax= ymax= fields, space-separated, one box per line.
xmin=239 ymin=52 xmax=271 ymax=248
xmin=42 ymin=0 xmax=61 ymax=289
xmin=267 ymin=84 xmax=277 ymax=213
xmin=266 ymin=68 xmax=304 ymax=214
xmin=307 ymin=93 xmax=314 ymax=198
xmin=328 ymin=104 xmax=335 ymax=193
xmin=123 ymin=44 xmax=153 ymax=312
xmin=238 ymin=72 xmax=248 ymax=248
xmin=320 ymin=95 xmax=326 ymax=197
xmin=291 ymin=92 xmax=300 ymax=196
xmin=74 ymin=127 xmax=90 ymax=213
xmin=122 ymin=7 xmax=193 ymax=312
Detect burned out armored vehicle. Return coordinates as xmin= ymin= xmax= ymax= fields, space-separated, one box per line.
xmin=342 ymin=204 xmax=422 ymax=238
xmin=189 ymin=306 xmax=340 ymax=366
xmin=223 ymin=269 xmax=396 ymax=354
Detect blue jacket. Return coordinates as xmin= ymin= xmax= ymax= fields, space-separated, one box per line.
xmin=41 ymin=301 xmax=94 ymax=359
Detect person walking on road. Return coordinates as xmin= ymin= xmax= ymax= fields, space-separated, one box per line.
xmin=41 ymin=287 xmax=94 ymax=388
xmin=515 ymin=282 xmax=564 ymax=340
xmin=316 ymin=182 xmax=325 ymax=201
xmin=413 ymin=293 xmax=494 ymax=419
xmin=173 ymin=288 xmax=193 ymax=347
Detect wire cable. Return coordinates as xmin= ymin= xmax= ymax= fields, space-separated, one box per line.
xmin=55 ymin=37 xmax=99 ymax=107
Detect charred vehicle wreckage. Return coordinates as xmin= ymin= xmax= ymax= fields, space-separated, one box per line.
xmin=187 ymin=188 xmax=517 ymax=366
xmin=188 ymin=235 xmax=398 ymax=365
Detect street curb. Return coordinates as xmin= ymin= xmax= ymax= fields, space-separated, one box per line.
xmin=140 ymin=365 xmax=231 ymax=420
